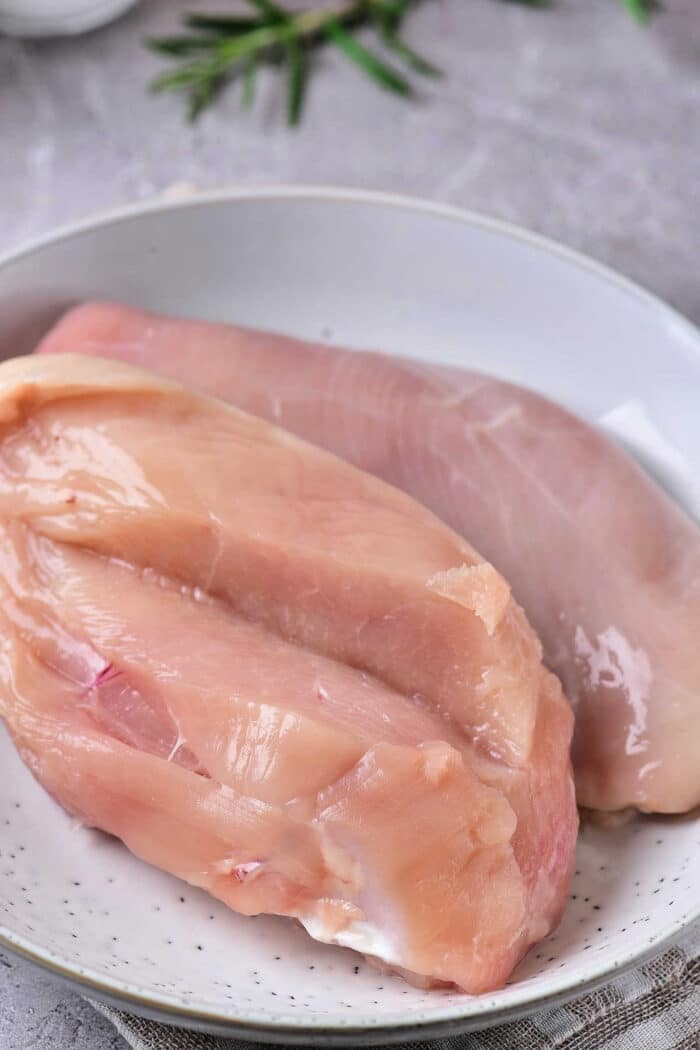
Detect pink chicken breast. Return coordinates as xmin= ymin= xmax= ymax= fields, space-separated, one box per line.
xmin=36 ymin=302 xmax=700 ymax=814
xmin=0 ymin=352 xmax=576 ymax=992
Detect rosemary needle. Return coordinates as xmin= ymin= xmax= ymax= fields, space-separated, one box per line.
xmin=325 ymin=19 xmax=412 ymax=96
xmin=286 ymin=36 xmax=306 ymax=125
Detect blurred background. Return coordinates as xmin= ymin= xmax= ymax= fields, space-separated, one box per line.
xmin=1 ymin=0 xmax=699 ymax=323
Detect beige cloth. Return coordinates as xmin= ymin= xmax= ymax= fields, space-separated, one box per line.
xmin=92 ymin=923 xmax=700 ymax=1050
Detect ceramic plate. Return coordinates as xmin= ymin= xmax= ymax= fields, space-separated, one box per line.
xmin=0 ymin=188 xmax=698 ymax=1046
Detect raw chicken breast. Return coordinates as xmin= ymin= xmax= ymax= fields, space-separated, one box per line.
xmin=0 ymin=353 xmax=576 ymax=992
xmin=36 ymin=303 xmax=700 ymax=814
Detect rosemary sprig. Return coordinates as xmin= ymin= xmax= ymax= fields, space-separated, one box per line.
xmin=147 ymin=0 xmax=438 ymax=125
xmin=147 ymin=0 xmax=658 ymax=126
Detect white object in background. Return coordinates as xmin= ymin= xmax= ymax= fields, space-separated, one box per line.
xmin=0 ymin=0 xmax=138 ymax=36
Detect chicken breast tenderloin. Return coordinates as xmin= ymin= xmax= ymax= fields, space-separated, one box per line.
xmin=37 ymin=302 xmax=700 ymax=814
xmin=0 ymin=352 xmax=576 ymax=992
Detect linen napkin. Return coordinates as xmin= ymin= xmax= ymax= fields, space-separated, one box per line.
xmin=91 ymin=402 xmax=700 ymax=1050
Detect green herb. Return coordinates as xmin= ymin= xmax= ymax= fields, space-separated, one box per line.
xmin=619 ymin=0 xmax=655 ymax=22
xmin=146 ymin=0 xmax=438 ymax=125
xmin=147 ymin=0 xmax=657 ymax=126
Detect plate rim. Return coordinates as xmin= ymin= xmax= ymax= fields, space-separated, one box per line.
xmin=1 ymin=183 xmax=699 ymax=353
xmin=2 ymin=921 xmax=696 ymax=1047
xmin=1 ymin=184 xmax=699 ymax=1043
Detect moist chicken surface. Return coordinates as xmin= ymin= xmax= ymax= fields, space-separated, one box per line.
xmin=0 ymin=352 xmax=576 ymax=993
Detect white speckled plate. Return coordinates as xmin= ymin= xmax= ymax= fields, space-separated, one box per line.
xmin=0 ymin=188 xmax=698 ymax=1045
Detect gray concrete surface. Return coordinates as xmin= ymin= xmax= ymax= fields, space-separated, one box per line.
xmin=0 ymin=948 xmax=124 ymax=1050
xmin=0 ymin=1 xmax=699 ymax=1047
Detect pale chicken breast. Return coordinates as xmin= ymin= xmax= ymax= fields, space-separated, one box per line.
xmin=37 ymin=303 xmax=700 ymax=814
xmin=0 ymin=353 xmax=575 ymax=993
